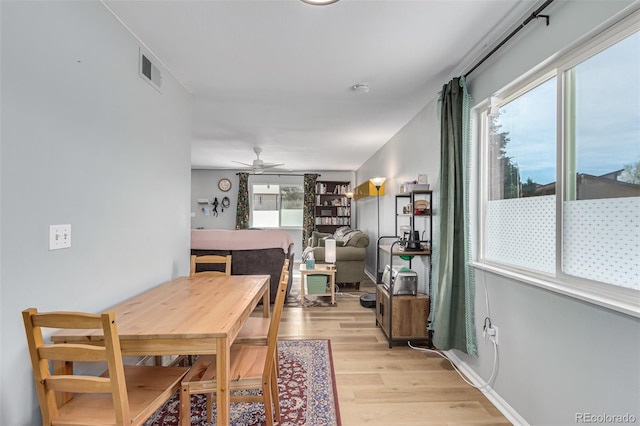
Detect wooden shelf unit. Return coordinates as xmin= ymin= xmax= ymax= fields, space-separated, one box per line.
xmin=376 ymin=285 xmax=430 ymax=342
xmin=315 ymin=180 xmax=351 ymax=234
xmin=374 ymin=189 xmax=434 ymax=348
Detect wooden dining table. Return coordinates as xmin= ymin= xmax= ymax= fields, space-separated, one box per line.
xmin=51 ymin=274 xmax=271 ymax=426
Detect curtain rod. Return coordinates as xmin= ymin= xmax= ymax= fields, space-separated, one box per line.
xmin=464 ymin=0 xmax=555 ymax=78
xmin=235 ymin=172 xmax=320 ymax=177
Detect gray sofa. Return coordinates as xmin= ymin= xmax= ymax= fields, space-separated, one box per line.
xmin=306 ymin=227 xmax=370 ymax=290
xmin=190 ymin=229 xmax=294 ymax=304
xmin=191 ymin=248 xmax=294 ymax=303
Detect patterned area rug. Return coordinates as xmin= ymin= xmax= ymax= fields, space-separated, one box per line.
xmin=144 ymin=339 xmax=341 ymax=426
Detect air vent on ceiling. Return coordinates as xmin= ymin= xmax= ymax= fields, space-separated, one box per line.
xmin=138 ymin=48 xmax=162 ymax=92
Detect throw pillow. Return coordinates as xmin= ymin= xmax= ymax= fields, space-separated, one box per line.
xmin=311 ymin=231 xmax=331 ymax=247
xmin=334 ymin=226 xmax=352 ymax=239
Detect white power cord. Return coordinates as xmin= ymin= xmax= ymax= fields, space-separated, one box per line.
xmin=334 ymin=284 xmax=360 ymax=297
xmin=336 ymin=292 xmax=359 ymax=297
xmin=409 ymin=270 xmax=499 ymax=390
xmin=408 ymin=340 xmax=498 ymax=390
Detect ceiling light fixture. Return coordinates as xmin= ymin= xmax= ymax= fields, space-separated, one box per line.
xmin=300 ymin=0 xmax=339 ymax=5
xmin=352 ymin=83 xmax=370 ymax=94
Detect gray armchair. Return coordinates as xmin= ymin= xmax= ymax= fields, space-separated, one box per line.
xmin=306 ymin=227 xmax=370 ymax=290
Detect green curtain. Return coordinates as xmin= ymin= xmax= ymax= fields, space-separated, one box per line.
xmin=431 ymin=76 xmax=477 ymax=355
xmin=303 ymin=174 xmax=319 ymax=249
xmin=235 ymin=172 xmax=250 ymax=229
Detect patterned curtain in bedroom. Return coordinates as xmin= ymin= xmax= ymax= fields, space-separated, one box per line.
xmin=430 ymin=76 xmax=477 ymax=355
xmin=303 ymin=173 xmax=319 ymax=249
xmin=235 ymin=172 xmax=250 ymax=229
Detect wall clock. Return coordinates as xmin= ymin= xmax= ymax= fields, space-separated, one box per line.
xmin=218 ymin=178 xmax=232 ymax=192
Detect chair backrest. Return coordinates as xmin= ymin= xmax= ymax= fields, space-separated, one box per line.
xmin=277 ymin=258 xmax=290 ymax=289
xmin=262 ymin=258 xmax=290 ymax=379
xmin=190 ymin=254 xmax=232 ymax=277
xmin=22 ymin=308 xmax=130 ymax=425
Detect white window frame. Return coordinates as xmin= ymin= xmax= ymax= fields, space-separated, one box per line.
xmin=474 ymin=12 xmax=640 ymax=318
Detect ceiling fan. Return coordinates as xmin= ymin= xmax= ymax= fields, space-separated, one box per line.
xmin=232 ymin=147 xmax=284 ymax=174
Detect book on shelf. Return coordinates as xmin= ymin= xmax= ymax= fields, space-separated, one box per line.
xmin=315 ymin=182 xmax=351 ymax=195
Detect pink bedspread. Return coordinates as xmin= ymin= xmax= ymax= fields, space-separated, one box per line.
xmin=191 ymin=229 xmax=294 ymax=253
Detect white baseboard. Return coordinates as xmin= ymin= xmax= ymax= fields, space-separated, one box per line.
xmin=444 ymin=350 xmax=529 ymax=426
xmin=364 ymin=269 xmax=377 ymax=284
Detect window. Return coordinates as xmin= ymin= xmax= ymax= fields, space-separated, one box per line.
xmin=485 ymin=76 xmax=557 ymax=274
xmin=251 ymin=183 xmax=303 ymax=228
xmin=480 ymin=18 xmax=639 ymax=306
xmin=561 ymin=30 xmax=640 ymax=289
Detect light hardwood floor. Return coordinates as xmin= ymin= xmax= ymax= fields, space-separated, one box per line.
xmin=276 ymin=274 xmax=511 ymax=426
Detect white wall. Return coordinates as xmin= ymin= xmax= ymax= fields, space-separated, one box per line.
xmin=357 ymin=1 xmax=640 ymax=424
xmin=190 ymin=169 xmax=355 ymax=261
xmin=0 ymin=2 xmax=192 ymax=424
xmin=356 ymin=98 xmax=440 ymax=292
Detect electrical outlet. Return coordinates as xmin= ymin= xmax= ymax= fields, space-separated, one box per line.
xmin=49 ymin=224 xmax=71 ymax=250
xmin=487 ymin=325 xmax=499 ymax=345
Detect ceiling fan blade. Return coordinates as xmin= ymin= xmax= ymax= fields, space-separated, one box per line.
xmin=232 ymin=160 xmax=253 ymax=167
xmin=261 ymin=163 xmax=285 ymax=169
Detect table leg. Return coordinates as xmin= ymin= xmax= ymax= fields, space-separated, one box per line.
xmin=330 ymin=272 xmax=336 ymax=305
xmin=300 ymin=271 xmax=306 ymax=305
xmin=216 ymin=337 xmax=230 ymax=426
xmin=262 ymin=285 xmax=270 ymax=318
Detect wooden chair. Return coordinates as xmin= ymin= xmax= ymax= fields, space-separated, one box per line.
xmin=235 ymin=258 xmax=289 ymax=375
xmin=22 ymin=308 xmax=189 ymax=426
xmin=190 ymin=254 xmax=232 ymax=277
xmin=179 ymin=260 xmax=290 ymax=426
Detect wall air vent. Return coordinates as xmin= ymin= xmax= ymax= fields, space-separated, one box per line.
xmin=138 ymin=48 xmax=162 ymax=92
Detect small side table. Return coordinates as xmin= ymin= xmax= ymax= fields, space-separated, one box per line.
xmin=299 ymin=263 xmax=336 ymax=306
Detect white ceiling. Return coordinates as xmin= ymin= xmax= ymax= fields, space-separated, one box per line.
xmin=103 ymin=0 xmax=537 ymax=172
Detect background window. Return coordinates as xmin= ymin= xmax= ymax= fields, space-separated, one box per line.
xmin=251 ymin=183 xmax=303 ymax=228
xmin=280 ymin=185 xmax=304 ymax=227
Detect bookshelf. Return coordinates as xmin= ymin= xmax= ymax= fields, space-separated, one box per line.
xmin=315 ymin=180 xmax=351 ymax=233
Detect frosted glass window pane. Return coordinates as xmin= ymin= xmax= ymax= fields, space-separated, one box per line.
xmin=252 ymin=211 xmax=279 ymax=228
xmin=281 ymin=209 xmax=302 ymax=227
xmin=562 ymin=31 xmax=640 ymax=288
xmin=563 ymin=197 xmax=640 ymax=289
xmin=486 ymin=195 xmax=555 ymax=274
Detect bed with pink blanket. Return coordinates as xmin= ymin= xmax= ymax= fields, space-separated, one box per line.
xmin=191 ymin=229 xmax=295 ymax=303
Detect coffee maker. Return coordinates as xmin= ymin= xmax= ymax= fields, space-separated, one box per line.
xmin=405 ymin=230 xmax=421 ymax=251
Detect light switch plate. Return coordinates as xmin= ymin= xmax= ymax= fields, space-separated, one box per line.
xmin=49 ymin=224 xmax=71 ymax=250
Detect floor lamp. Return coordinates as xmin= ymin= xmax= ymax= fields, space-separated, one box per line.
xmin=369 ymin=177 xmax=386 ymax=282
